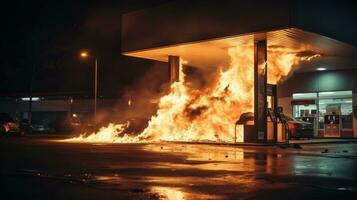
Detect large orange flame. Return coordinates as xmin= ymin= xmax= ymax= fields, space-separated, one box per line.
xmin=65 ymin=44 xmax=319 ymax=143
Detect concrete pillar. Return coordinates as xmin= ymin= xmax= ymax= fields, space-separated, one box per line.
xmin=169 ymin=55 xmax=180 ymax=83
xmin=267 ymin=84 xmax=278 ymax=142
xmin=254 ymin=40 xmax=267 ymax=143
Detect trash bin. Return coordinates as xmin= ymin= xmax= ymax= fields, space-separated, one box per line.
xmin=235 ymin=112 xmax=255 ymax=143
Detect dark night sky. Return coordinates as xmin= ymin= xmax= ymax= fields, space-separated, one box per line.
xmin=0 ymin=0 xmax=172 ymax=97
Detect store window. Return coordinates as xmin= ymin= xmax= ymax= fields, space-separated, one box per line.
xmin=292 ymin=93 xmax=317 ymax=118
xmin=318 ymin=91 xmax=353 ymax=131
xmin=291 ymin=91 xmax=353 ymax=137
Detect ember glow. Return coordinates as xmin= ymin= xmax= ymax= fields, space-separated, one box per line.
xmin=65 ymin=44 xmax=319 ymax=143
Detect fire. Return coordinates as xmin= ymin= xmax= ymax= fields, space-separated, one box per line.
xmin=66 ymin=43 xmax=319 ymax=144
xmin=65 ymin=122 xmax=131 ymax=143
xmin=268 ymin=46 xmax=321 ymax=84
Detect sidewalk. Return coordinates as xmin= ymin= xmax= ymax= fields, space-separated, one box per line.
xmin=289 ymin=138 xmax=357 ymax=144
xmin=171 ymin=138 xmax=357 ymax=147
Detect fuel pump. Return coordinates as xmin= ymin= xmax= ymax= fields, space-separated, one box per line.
xmin=275 ymin=107 xmax=289 ymax=144
xmin=235 ymin=84 xmax=282 ymax=144
xmin=267 ymin=108 xmax=277 ymax=142
xmin=266 ymin=84 xmax=278 ymax=143
xmin=235 ymin=112 xmax=255 ymax=143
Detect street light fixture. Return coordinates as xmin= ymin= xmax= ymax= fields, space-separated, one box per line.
xmin=80 ymin=51 xmax=88 ymax=58
xmin=80 ymin=51 xmax=98 ymax=125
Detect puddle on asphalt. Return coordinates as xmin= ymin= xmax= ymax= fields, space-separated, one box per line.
xmin=15 ymin=169 xmax=124 ymax=188
xmin=11 ymin=148 xmax=356 ymax=200
xmin=17 ymin=142 xmax=357 ymax=198
xmin=141 ymin=143 xmax=285 ymax=173
xmin=13 ymin=169 xmax=223 ymax=199
xmin=150 ymin=186 xmax=223 ymax=200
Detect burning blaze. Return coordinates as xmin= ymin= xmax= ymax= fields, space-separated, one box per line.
xmin=138 ymin=46 xmax=255 ymax=143
xmin=66 ymin=44 xmax=319 ymax=143
xmin=65 ymin=122 xmax=131 ymax=143
xmin=268 ymin=46 xmax=320 ymax=84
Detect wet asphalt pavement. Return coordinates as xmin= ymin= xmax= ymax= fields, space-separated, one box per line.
xmin=0 ymin=136 xmax=357 ymax=200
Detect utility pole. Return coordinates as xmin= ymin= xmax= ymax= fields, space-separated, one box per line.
xmin=80 ymin=51 xmax=98 ymax=126
xmin=28 ymin=64 xmax=36 ymax=125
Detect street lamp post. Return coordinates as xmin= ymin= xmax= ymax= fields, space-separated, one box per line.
xmin=94 ymin=57 xmax=97 ymax=125
xmin=80 ymin=51 xmax=98 ymax=125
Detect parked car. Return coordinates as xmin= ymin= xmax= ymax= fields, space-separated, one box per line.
xmin=124 ymin=117 xmax=149 ymax=134
xmin=283 ymin=114 xmax=314 ymax=139
xmin=0 ymin=112 xmax=25 ymax=136
xmin=235 ymin=112 xmax=314 ymax=140
xmin=21 ymin=120 xmax=55 ymax=134
xmin=52 ymin=115 xmax=94 ymax=133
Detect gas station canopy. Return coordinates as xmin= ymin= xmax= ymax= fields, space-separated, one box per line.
xmin=122 ymin=0 xmax=357 ymax=72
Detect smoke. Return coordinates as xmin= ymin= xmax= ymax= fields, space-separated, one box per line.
xmin=94 ymin=61 xmax=169 ymax=128
xmin=183 ymin=65 xmax=220 ymax=90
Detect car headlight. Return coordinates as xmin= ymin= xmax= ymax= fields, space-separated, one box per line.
xmin=4 ymin=123 xmax=20 ymax=131
xmin=4 ymin=123 xmax=10 ymax=132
